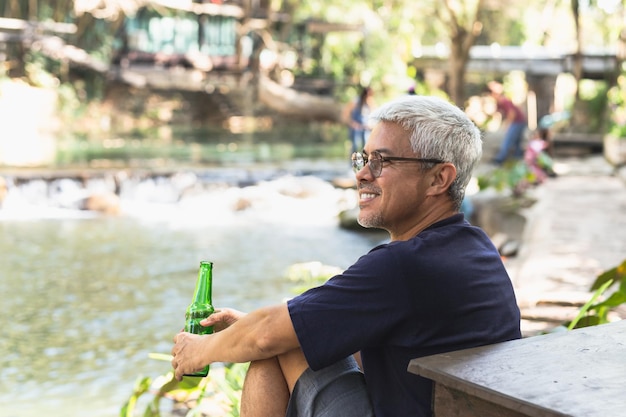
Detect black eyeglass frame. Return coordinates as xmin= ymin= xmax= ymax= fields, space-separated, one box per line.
xmin=351 ymin=151 xmax=445 ymax=178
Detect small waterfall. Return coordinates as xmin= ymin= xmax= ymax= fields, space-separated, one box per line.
xmin=0 ymin=166 xmax=358 ymax=224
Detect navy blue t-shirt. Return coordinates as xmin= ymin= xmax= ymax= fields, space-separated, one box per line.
xmin=288 ymin=214 xmax=521 ymax=417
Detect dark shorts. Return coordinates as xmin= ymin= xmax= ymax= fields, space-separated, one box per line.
xmin=285 ymin=356 xmax=374 ymax=417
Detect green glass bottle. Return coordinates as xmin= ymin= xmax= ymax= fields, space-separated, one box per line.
xmin=183 ymin=261 xmax=214 ymax=377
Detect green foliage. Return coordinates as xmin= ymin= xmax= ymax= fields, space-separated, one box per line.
xmin=476 ymin=7 xmax=525 ymax=46
xmin=567 ymin=259 xmax=626 ymax=330
xmin=120 ymin=375 xmax=152 ymax=417
xmin=24 ymin=51 xmax=60 ymax=89
xmin=19 ymin=50 xmax=91 ymax=124
xmin=121 ymin=354 xmax=249 ymax=417
xmin=476 ymin=161 xmax=539 ymax=197
xmin=607 ymin=75 xmax=626 ymax=138
xmin=576 ymin=79 xmax=610 ymax=134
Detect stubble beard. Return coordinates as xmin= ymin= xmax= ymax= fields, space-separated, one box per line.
xmin=357 ymin=210 xmax=384 ymax=229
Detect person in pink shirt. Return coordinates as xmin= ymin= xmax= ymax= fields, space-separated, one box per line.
xmin=525 ymin=127 xmax=556 ymax=183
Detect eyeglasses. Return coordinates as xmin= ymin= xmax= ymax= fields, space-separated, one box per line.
xmin=351 ymin=151 xmax=445 ymax=178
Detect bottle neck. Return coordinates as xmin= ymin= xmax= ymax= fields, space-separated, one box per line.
xmin=191 ymin=261 xmax=213 ymax=306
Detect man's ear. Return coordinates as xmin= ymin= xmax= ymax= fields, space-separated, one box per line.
xmin=427 ymin=163 xmax=457 ymax=196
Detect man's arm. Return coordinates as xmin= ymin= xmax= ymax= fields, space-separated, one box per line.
xmin=172 ymin=303 xmax=300 ymax=380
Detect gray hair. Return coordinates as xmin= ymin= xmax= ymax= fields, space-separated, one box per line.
xmin=369 ymin=95 xmax=482 ymax=210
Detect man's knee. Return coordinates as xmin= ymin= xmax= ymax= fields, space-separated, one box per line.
xmin=241 ymin=358 xmax=289 ymax=417
xmin=278 ymin=348 xmax=310 ymax=392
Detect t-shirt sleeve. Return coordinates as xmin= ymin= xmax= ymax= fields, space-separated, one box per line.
xmin=287 ymin=244 xmax=410 ymax=371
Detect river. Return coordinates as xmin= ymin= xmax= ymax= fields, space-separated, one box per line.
xmin=0 ymin=162 xmax=387 ymax=417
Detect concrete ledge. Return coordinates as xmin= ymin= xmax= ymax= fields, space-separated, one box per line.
xmin=409 ymin=320 xmax=626 ymax=417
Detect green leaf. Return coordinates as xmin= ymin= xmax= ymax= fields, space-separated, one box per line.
xmin=591 ymin=260 xmax=626 ymax=291
xmin=591 ymin=291 xmax=626 ymax=310
xmin=570 ymin=315 xmax=602 ymax=329
xmin=148 ymin=352 xmax=173 ymax=362
xmin=120 ymin=376 xmax=152 ymax=417
xmin=568 ymin=279 xmax=613 ymax=330
xmin=143 ymin=400 xmax=161 ymax=417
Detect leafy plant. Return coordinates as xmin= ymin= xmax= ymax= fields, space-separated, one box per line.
xmin=567 ymin=259 xmax=626 ymax=329
xmin=120 ymin=375 xmax=152 ymax=417
xmin=476 ymin=161 xmax=539 ymax=197
xmin=121 ymin=354 xmax=249 ymax=417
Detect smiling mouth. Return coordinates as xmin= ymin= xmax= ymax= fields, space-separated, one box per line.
xmin=360 ymin=192 xmax=377 ymax=201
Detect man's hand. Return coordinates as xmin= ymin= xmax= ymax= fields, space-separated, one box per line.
xmin=202 ymin=308 xmax=246 ymax=332
xmin=171 ymin=332 xmax=211 ymax=381
xmin=171 ymin=308 xmax=247 ymax=380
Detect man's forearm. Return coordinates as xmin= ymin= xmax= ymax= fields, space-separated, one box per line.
xmin=200 ymin=303 xmax=301 ymax=364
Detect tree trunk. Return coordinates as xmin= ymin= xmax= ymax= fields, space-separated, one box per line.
xmin=569 ymin=0 xmax=587 ymax=131
xmin=571 ymin=0 xmax=582 ymax=101
xmin=442 ymin=0 xmax=485 ymax=108
xmin=448 ymin=39 xmax=467 ymax=108
xmin=257 ymin=74 xmax=341 ymax=122
xmin=8 ymin=0 xmax=21 ymax=18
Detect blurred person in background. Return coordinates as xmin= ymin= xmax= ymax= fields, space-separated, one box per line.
xmin=343 ymin=86 xmax=376 ymax=155
xmin=488 ymin=81 xmax=527 ymax=165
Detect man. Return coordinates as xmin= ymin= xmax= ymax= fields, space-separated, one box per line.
xmin=172 ymin=95 xmax=521 ymax=417
xmin=488 ymin=81 xmax=528 ymax=164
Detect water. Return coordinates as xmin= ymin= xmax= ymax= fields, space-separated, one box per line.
xmin=0 ymin=166 xmax=387 ymax=417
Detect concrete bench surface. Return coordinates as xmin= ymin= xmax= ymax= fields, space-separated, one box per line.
xmin=408 ymin=320 xmax=626 ymax=417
